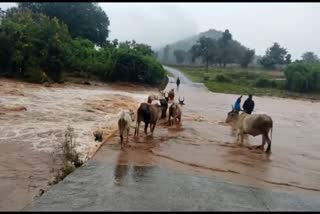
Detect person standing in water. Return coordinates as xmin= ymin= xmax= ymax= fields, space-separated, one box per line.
xmin=176 ymin=77 xmax=180 ymax=90
xmin=233 ymin=95 xmax=242 ymax=113
xmin=243 ymin=94 xmax=255 ymax=114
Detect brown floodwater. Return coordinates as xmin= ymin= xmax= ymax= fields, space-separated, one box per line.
xmin=1 ymin=65 xmax=320 ymax=210
xmin=0 ymin=78 xmax=153 ymax=210
xmin=94 ymin=66 xmax=320 ymax=196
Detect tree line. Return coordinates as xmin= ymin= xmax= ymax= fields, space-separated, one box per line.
xmin=0 ymin=3 xmax=166 ymax=86
xmin=168 ymin=29 xmax=320 ymax=93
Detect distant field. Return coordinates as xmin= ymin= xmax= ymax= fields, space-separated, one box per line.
xmin=174 ymin=65 xmax=320 ymax=101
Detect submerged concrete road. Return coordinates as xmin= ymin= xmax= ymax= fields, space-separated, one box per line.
xmin=26 ymin=161 xmax=320 ymax=211
xmin=25 ymin=66 xmax=320 ymax=211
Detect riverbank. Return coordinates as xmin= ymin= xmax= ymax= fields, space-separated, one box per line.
xmin=172 ymin=65 xmax=320 ymax=101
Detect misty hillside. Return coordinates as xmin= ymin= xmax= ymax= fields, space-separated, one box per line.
xmin=166 ymin=29 xmax=223 ymax=52
xmin=156 ymin=29 xmax=252 ymax=65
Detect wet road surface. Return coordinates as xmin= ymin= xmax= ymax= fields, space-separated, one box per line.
xmin=26 ymin=161 xmax=320 ymax=211
xmin=26 ymin=66 xmax=320 ymax=211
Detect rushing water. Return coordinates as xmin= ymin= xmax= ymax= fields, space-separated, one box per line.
xmin=0 ymin=80 xmax=152 ymax=210
xmin=1 ymin=66 xmax=320 ymax=210
xmin=95 ymin=66 xmax=320 ymax=195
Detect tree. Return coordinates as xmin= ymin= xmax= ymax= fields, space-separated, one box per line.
xmin=285 ymin=54 xmax=292 ymax=64
xmin=216 ymin=29 xmax=234 ymax=67
xmin=173 ymin=49 xmax=187 ymax=64
xmin=301 ymin=52 xmax=319 ymax=63
xmin=162 ymin=45 xmax=170 ymax=63
xmin=239 ymin=49 xmax=255 ymax=68
xmin=0 ymin=10 xmax=71 ymax=81
xmin=260 ymin=42 xmax=291 ymax=69
xmin=18 ymin=3 xmax=110 ymax=46
xmin=190 ymin=36 xmax=217 ymax=70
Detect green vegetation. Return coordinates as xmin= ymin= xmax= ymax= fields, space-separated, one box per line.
xmin=16 ymin=3 xmax=110 ymax=46
xmin=260 ymin=42 xmax=291 ymax=69
xmin=178 ymin=65 xmax=320 ymax=100
xmin=189 ymin=30 xmax=255 ymax=70
xmin=284 ymin=63 xmax=320 ymax=93
xmin=0 ymin=5 xmax=166 ymax=86
xmin=49 ymin=126 xmax=83 ymax=186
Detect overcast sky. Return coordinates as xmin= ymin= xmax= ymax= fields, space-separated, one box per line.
xmin=1 ymin=2 xmax=320 ymax=59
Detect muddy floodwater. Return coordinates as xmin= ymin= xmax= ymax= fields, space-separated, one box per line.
xmin=95 ymin=66 xmax=320 ymax=196
xmin=0 ymin=79 xmax=152 ymax=211
xmin=1 ymin=66 xmax=320 ymax=210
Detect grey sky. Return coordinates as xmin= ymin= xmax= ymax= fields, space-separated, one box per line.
xmin=1 ymin=3 xmax=320 ymax=59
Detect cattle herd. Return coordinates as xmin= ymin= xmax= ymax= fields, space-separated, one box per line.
xmin=116 ymin=86 xmax=274 ymax=153
xmin=117 ymin=88 xmax=185 ymax=149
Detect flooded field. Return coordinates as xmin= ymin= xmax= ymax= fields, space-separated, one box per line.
xmin=1 ymin=66 xmax=320 ymax=210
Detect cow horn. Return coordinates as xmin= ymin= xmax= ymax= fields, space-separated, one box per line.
xmin=182 ymin=97 xmax=185 ymax=102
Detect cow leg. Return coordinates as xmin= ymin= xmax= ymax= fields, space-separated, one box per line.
xmin=150 ymin=124 xmax=153 ymax=133
xmin=120 ymin=135 xmax=123 ymax=149
xmin=144 ymin=123 xmax=148 ymax=136
xmin=256 ymin=135 xmax=266 ymax=150
xmin=240 ymin=133 xmax=244 ymax=144
xmin=265 ymin=134 xmax=272 ymax=153
xmin=135 ymin=121 xmax=140 ymax=137
xmin=151 ymin=123 xmax=156 ymax=135
xmin=126 ymin=128 xmax=130 ymax=143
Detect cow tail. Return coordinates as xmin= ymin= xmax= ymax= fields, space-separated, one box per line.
xmin=270 ymin=124 xmax=273 ymax=143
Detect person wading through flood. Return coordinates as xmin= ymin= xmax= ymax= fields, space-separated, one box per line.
xmin=233 ymin=95 xmax=242 ymax=113
xmin=176 ymin=77 xmax=180 ymax=91
xmin=243 ymin=94 xmax=255 ymax=114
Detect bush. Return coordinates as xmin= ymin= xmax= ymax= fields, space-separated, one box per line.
xmin=284 ymin=63 xmax=320 ymax=92
xmin=49 ymin=126 xmax=83 ymax=186
xmin=24 ymin=67 xmax=50 ymax=83
xmin=255 ymin=77 xmax=277 ymax=88
xmin=203 ymin=74 xmax=210 ymax=81
xmin=215 ymin=74 xmax=232 ymax=83
xmin=109 ymin=49 xmax=165 ymax=86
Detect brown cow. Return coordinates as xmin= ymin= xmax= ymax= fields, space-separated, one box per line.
xmin=168 ymin=89 xmax=175 ymax=101
xmin=134 ymin=103 xmax=163 ymax=136
xmin=168 ymin=101 xmax=183 ymax=126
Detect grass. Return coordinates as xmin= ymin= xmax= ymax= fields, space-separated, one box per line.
xmin=176 ymin=65 xmax=320 ymax=101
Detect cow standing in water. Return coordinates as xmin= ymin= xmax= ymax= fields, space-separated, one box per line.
xmin=118 ymin=110 xmax=135 ymax=149
xmin=168 ymin=89 xmax=175 ymax=101
xmin=134 ymin=103 xmax=163 ymax=137
xmin=168 ymin=98 xmax=185 ymax=126
xmin=225 ymin=110 xmax=273 ymax=153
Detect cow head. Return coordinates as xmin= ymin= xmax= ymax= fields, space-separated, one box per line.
xmin=178 ymin=97 xmax=185 ymax=105
xmin=164 ymin=92 xmax=169 ymax=102
xmin=225 ymin=105 xmax=239 ymax=123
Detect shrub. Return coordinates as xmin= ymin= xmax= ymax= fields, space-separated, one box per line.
xmin=255 ymin=77 xmax=277 ymax=88
xmin=203 ymin=74 xmax=210 ymax=81
xmin=215 ymin=74 xmax=232 ymax=83
xmin=109 ymin=49 xmax=165 ymax=86
xmin=49 ymin=126 xmax=83 ymax=186
xmin=284 ymin=63 xmax=320 ymax=92
xmin=24 ymin=67 xmax=50 ymax=83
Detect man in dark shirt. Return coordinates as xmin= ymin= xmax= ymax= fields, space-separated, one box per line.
xmin=176 ymin=77 xmax=181 ymax=90
xmin=242 ymin=94 xmax=255 ymax=114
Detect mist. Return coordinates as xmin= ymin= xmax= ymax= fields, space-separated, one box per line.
xmin=1 ymin=2 xmax=320 ymax=59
